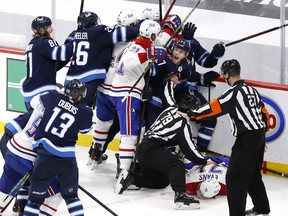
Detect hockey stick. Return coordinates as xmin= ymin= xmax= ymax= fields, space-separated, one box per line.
xmin=159 ymin=0 xmax=163 ymax=23
xmin=0 ymin=170 xmax=31 ymax=213
xmin=160 ymin=0 xmax=177 ymax=26
xmin=121 ymin=0 xmax=201 ymax=103
xmin=261 ymin=167 xmax=288 ymax=178
xmin=79 ymin=0 xmax=85 ymax=14
xmin=3 ymin=170 xmax=31 ymax=203
xmin=225 ymin=23 xmax=288 ymax=47
xmin=78 ymin=185 xmax=118 ymax=216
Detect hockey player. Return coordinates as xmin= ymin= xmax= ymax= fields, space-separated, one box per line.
xmin=65 ymin=11 xmax=140 ymax=108
xmin=23 ymin=16 xmax=73 ymax=111
xmin=185 ymin=155 xmax=229 ymax=196
xmin=141 ymin=7 xmax=160 ymax=22
xmin=102 ymin=19 xmax=166 ymax=185
xmin=147 ymin=21 xmax=225 ymax=152
xmin=0 ymin=112 xmax=32 ymax=158
xmin=115 ymin=95 xmax=217 ymax=209
xmin=88 ymin=9 xmax=140 ymax=168
xmin=0 ymin=94 xmax=62 ymax=215
xmin=23 ymin=79 xmax=93 ymax=216
xmin=187 ymin=59 xmax=270 ymax=216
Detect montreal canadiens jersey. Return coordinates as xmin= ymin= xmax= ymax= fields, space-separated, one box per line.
xmin=185 ymin=157 xmax=229 ymax=195
xmin=33 ymin=91 xmax=93 ymax=158
xmin=109 ymin=38 xmax=152 ymax=99
xmin=7 ymin=96 xmax=45 ymax=162
xmin=97 ymin=41 xmax=128 ymax=95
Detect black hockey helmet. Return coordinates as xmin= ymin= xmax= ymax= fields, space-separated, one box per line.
xmin=64 ymin=79 xmax=87 ymax=104
xmin=172 ymin=39 xmax=191 ymax=56
xmin=31 ymin=16 xmax=52 ymax=33
xmin=77 ymin=11 xmax=99 ymax=30
xmin=178 ymin=94 xmax=201 ymax=113
xmin=220 ymin=59 xmax=241 ymax=76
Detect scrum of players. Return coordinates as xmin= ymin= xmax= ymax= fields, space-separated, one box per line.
xmin=0 ymin=5 xmax=228 ymax=215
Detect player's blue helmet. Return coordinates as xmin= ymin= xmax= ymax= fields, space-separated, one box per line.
xmin=172 ymin=39 xmax=191 ymax=56
xmin=64 ymin=79 xmax=87 ymax=104
xmin=178 ymin=94 xmax=200 ymax=113
xmin=221 ymin=59 xmax=241 ymax=76
xmin=31 ymin=16 xmax=52 ymax=33
xmin=77 ymin=11 xmax=99 ymax=30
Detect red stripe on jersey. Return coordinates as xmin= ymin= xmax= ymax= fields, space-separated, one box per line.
xmin=126 ymin=96 xmax=131 ymax=135
xmin=94 ymin=130 xmax=109 ymax=135
xmin=119 ymin=148 xmax=135 ymax=152
xmin=12 ymin=137 xmax=35 ymax=153
xmin=138 ymin=53 xmax=148 ymax=64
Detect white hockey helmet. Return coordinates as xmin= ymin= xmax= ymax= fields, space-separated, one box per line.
xmin=139 ymin=19 xmax=161 ymax=41
xmin=196 ymin=179 xmax=221 ymax=199
xmin=117 ymin=9 xmax=139 ymax=27
xmin=141 ymin=7 xmax=160 ymax=21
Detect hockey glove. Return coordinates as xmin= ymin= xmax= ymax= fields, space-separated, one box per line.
xmin=162 ymin=14 xmax=182 ymax=32
xmin=147 ymin=47 xmax=167 ymax=60
xmin=198 ymin=71 xmax=220 ymax=87
xmin=187 ymin=108 xmax=196 ymax=119
xmin=65 ymin=30 xmax=76 ymax=43
xmin=211 ymin=42 xmax=225 ymax=59
xmin=141 ymin=87 xmax=153 ymax=101
xmin=89 ymin=143 xmax=104 ymax=164
xmin=182 ymin=22 xmax=197 ymax=40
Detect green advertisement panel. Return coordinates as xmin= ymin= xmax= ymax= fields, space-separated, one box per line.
xmin=7 ymin=58 xmax=26 ymax=113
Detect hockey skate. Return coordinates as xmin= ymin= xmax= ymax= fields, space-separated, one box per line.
xmin=114 ymin=169 xmax=135 ymax=194
xmin=174 ymin=192 xmax=200 ymax=210
xmin=245 ymin=208 xmax=270 ymax=216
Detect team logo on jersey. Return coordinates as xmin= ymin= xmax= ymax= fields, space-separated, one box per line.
xmin=262 ymin=96 xmax=285 ymax=142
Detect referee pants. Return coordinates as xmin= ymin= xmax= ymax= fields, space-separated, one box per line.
xmin=135 ymin=138 xmax=186 ymax=192
xmin=226 ymin=129 xmax=270 ymax=216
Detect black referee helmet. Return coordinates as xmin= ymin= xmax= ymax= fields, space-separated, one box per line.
xmin=221 ymin=59 xmax=241 ymax=76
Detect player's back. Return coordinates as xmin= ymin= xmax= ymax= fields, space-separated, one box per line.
xmin=34 ymin=92 xmax=93 ymax=154
xmin=66 ymin=25 xmax=115 ymax=82
xmin=23 ymin=37 xmax=59 ymax=98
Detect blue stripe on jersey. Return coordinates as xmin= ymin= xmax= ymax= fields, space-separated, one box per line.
xmin=64 ymin=69 xmax=106 ymax=84
xmin=22 ymin=87 xmax=57 ymax=102
xmin=149 ymin=96 xmax=163 ymax=108
xmin=33 ymin=138 xmax=76 ymax=158
xmin=5 ymin=121 xmax=22 ymax=135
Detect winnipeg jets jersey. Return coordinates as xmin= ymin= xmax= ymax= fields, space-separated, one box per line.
xmin=33 ymin=91 xmax=93 ymax=158
xmin=23 ymin=37 xmax=73 ymax=102
xmin=65 ymin=25 xmax=139 ymax=84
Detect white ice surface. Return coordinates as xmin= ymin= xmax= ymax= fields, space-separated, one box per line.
xmin=1 ymin=145 xmax=288 ymax=216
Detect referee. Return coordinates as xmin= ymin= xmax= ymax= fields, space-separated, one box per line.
xmin=188 ymin=59 xmax=270 ymax=216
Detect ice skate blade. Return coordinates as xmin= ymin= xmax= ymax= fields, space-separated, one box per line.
xmin=174 ymin=202 xmax=200 ymax=210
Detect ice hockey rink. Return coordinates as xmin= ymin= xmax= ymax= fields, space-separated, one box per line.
xmin=0 ymin=145 xmax=287 ymax=216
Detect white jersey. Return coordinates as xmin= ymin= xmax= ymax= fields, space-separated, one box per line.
xmin=109 ymin=39 xmax=152 ymax=99
xmin=7 ymin=95 xmax=43 ymax=162
xmin=97 ymin=42 xmax=128 ymax=95
xmin=185 ymin=163 xmax=228 ymax=195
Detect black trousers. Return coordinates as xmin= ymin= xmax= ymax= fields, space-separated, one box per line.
xmin=226 ymin=129 xmax=270 ymax=216
xmin=135 ymin=138 xmax=186 ymax=192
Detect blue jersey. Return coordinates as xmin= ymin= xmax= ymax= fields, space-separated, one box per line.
xmin=187 ymin=38 xmax=218 ymax=69
xmin=65 ymin=24 xmax=139 ymax=84
xmin=23 ymin=37 xmax=73 ymax=102
xmin=4 ymin=112 xmax=32 ymax=136
xmin=33 ymin=92 xmax=93 ymax=157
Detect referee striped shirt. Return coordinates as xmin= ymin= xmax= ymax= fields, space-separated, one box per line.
xmin=144 ymin=106 xmax=206 ymax=165
xmin=190 ymin=80 xmax=269 ymax=136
